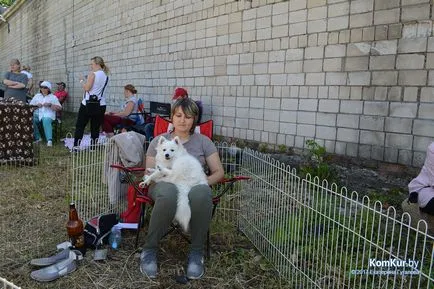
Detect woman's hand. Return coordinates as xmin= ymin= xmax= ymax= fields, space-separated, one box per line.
xmin=82 ymin=72 xmax=95 ymax=91
xmin=43 ymin=103 xmax=52 ymax=107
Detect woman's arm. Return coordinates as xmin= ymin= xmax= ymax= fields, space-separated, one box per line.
xmin=9 ymin=82 xmax=26 ymax=89
xmin=82 ymin=72 xmax=95 ymax=91
xmin=51 ymin=104 xmax=62 ymax=111
xmin=3 ymin=79 xmax=14 ymax=85
xmin=146 ymin=156 xmax=156 ymax=170
xmin=4 ymin=79 xmax=26 ymax=88
xmin=205 ymin=152 xmax=225 ymax=186
xmin=114 ymin=101 xmax=134 ymax=117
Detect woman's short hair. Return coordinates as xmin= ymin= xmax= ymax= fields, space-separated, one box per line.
xmin=9 ymin=59 xmax=21 ymax=70
xmin=171 ymin=98 xmax=200 ymax=134
xmin=124 ymin=84 xmax=137 ymax=94
xmin=10 ymin=58 xmax=20 ymax=65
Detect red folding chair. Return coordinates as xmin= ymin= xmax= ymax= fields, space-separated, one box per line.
xmin=153 ymin=114 xmax=213 ymax=139
xmin=111 ymin=116 xmax=249 ymax=257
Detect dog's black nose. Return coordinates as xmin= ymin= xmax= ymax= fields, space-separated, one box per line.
xmin=165 ymin=153 xmax=170 ymax=158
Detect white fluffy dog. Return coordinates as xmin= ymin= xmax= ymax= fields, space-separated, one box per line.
xmin=140 ymin=136 xmax=208 ymax=232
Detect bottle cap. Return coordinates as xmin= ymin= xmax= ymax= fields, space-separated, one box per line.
xmin=112 ymin=242 xmax=118 ymax=249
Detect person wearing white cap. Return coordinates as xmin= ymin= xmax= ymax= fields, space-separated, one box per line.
xmin=29 ymin=81 xmax=62 ymax=146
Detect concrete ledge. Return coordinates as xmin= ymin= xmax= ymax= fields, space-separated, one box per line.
xmin=2 ymin=0 xmax=25 ymax=20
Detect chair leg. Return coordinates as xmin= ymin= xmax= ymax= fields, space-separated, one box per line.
xmin=135 ymin=203 xmax=145 ymax=248
xmin=206 ymin=230 xmax=210 ymax=259
xmin=57 ymin=121 xmax=62 ymax=142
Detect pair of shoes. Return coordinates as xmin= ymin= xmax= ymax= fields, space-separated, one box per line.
xmin=186 ymin=251 xmax=204 ymax=280
xmin=30 ymin=248 xmax=70 ymax=267
xmin=47 ymin=140 xmax=53 ymax=147
xmin=30 ymin=249 xmax=82 ymax=282
xmin=140 ymin=249 xmax=158 ymax=278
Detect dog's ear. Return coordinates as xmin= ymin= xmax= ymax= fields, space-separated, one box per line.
xmin=173 ymin=136 xmax=180 ymax=145
xmin=158 ymin=136 xmax=166 ymax=145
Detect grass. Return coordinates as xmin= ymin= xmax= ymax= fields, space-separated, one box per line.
xmin=0 ymin=113 xmax=289 ymax=288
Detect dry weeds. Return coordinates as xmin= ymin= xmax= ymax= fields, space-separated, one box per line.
xmin=0 ymin=142 xmax=289 ymax=288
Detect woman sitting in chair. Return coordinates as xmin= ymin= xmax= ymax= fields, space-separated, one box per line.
xmin=102 ymin=84 xmax=144 ymax=137
xmin=143 ymin=87 xmax=203 ymax=140
xmin=29 ymin=81 xmax=62 ymax=147
xmin=140 ymin=97 xmax=224 ymax=280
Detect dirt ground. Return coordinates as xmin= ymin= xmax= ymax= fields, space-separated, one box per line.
xmin=1 ymin=114 xmax=426 ymax=288
xmin=268 ymin=151 xmax=416 ymax=210
xmin=0 ymin=145 xmax=289 ymax=289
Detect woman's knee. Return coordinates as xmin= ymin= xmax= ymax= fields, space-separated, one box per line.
xmin=189 ymin=185 xmax=212 ymax=207
xmin=151 ymin=182 xmax=178 ymax=203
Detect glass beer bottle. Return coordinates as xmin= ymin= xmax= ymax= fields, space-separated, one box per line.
xmin=66 ymin=203 xmax=85 ymax=249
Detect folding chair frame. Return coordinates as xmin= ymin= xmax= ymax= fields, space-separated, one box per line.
xmin=110 ymin=164 xmax=249 ymax=258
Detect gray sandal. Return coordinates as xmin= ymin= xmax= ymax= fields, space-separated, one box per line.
xmin=30 ymin=248 xmax=71 ymax=267
xmin=30 ymin=250 xmax=82 ymax=282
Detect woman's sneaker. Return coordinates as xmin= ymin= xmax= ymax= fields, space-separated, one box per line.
xmin=140 ymin=249 xmax=157 ymax=278
xmin=47 ymin=141 xmax=53 ymax=147
xmin=186 ymin=251 xmax=204 ymax=279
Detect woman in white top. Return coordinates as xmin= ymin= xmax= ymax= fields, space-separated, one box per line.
xmin=73 ymin=56 xmax=109 ymax=147
xmin=21 ymin=64 xmax=34 ymax=95
xmin=102 ymin=84 xmax=144 ymax=137
xmin=29 ymin=81 xmax=62 ymax=147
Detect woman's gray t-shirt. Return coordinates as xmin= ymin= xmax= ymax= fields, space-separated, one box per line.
xmin=3 ymin=72 xmax=28 ymax=102
xmin=146 ymin=133 xmax=217 ymax=167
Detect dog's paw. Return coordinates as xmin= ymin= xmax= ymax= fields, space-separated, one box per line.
xmin=141 ymin=175 xmax=152 ymax=187
xmin=138 ymin=181 xmax=146 ymax=188
xmin=146 ymin=168 xmax=156 ymax=174
xmin=160 ymin=167 xmax=171 ymax=175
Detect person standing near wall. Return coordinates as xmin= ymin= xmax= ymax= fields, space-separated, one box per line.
xmin=2 ymin=59 xmax=28 ymax=102
xmin=21 ymin=64 xmax=34 ymax=95
xmin=73 ymin=56 xmax=109 ymax=147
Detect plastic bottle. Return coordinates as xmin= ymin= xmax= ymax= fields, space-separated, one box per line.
xmin=109 ymin=226 xmax=122 ymax=249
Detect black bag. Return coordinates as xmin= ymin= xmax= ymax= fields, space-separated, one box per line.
xmin=84 ymin=213 xmax=119 ymax=249
xmin=84 ymin=76 xmax=108 ymax=116
xmin=85 ymin=95 xmax=101 ymax=116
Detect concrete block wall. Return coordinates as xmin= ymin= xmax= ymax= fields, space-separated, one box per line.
xmin=1 ymin=0 xmax=434 ymax=167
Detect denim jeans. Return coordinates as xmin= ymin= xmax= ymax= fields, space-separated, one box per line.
xmin=144 ymin=123 xmax=154 ymax=141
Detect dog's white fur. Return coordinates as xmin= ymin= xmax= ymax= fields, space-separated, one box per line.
xmin=140 ymin=136 xmax=208 ymax=232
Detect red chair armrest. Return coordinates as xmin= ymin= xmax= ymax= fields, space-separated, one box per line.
xmin=219 ymin=176 xmax=251 ymax=184
xmin=110 ymin=164 xmax=146 ymax=173
xmin=212 ymin=176 xmax=251 ymax=204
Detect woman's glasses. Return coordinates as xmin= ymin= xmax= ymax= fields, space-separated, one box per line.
xmin=40 ymin=86 xmax=49 ymax=89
